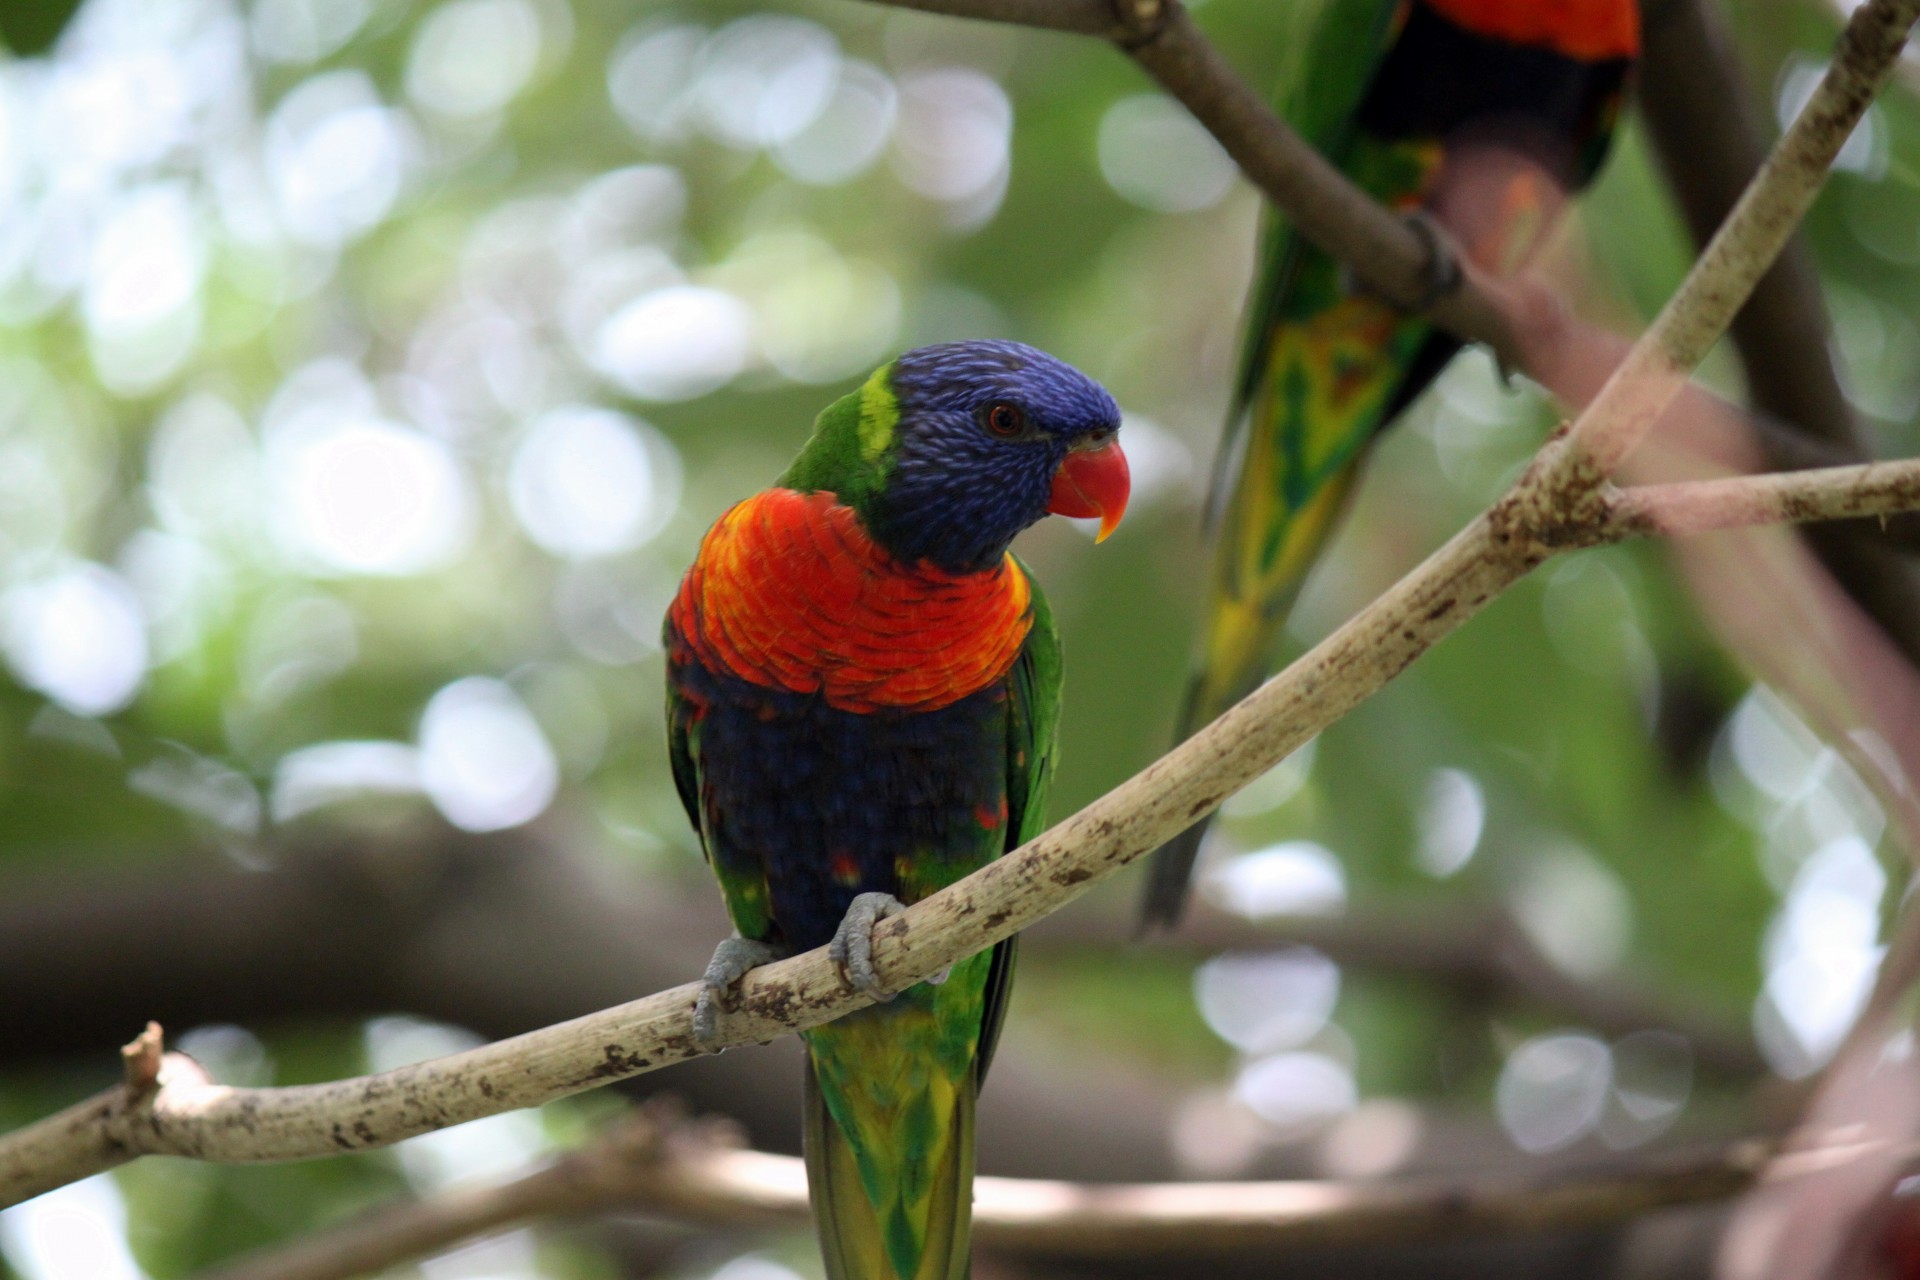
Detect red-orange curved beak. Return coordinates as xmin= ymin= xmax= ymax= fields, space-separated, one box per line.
xmin=1047 ymin=438 xmax=1130 ymax=542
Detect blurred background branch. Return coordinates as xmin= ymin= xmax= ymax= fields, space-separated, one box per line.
xmin=194 ymin=1102 xmax=1777 ymax=1280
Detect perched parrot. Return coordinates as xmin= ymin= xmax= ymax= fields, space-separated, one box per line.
xmin=665 ymin=341 xmax=1129 ymax=1280
xmin=1139 ymin=0 xmax=1641 ymax=930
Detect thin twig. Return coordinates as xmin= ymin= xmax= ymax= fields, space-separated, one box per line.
xmin=195 ymin=1106 xmax=1778 ymax=1280
xmin=1584 ymin=459 xmax=1920 ymax=545
xmin=1640 ymin=0 xmax=1864 ymax=457
xmin=1521 ymin=0 xmax=1920 ymax=508
xmin=1638 ymin=0 xmax=1920 ymax=669
xmin=867 ymin=0 xmax=1524 ymax=363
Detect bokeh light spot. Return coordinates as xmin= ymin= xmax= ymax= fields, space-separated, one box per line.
xmin=1755 ymin=834 xmax=1887 ymax=1077
xmin=266 ymin=71 xmax=411 ymax=248
xmin=1097 ymin=93 xmax=1237 ymax=213
xmin=418 ymin=677 xmax=559 ymax=832
xmin=508 ymin=405 xmax=682 ymax=559
xmin=1 ymin=564 xmax=148 ymax=717
xmin=1415 ymin=767 xmax=1485 ymax=878
xmin=892 ymin=67 xmax=1011 ymax=226
xmin=269 ymin=415 xmax=473 ymax=577
xmin=271 ymin=740 xmax=421 ymax=824
xmin=1208 ymin=840 xmax=1347 ymax=918
xmin=773 ymin=59 xmax=897 ymax=186
xmin=694 ymin=15 xmax=840 ymax=150
xmin=607 ymin=22 xmax=707 ymax=144
xmin=0 ymin=1175 xmax=145 ymax=1280
xmin=1233 ymin=1052 xmax=1357 ymax=1137
xmin=1195 ymin=948 xmax=1339 ymax=1054
xmin=590 ymin=284 xmax=753 ymax=401
xmin=405 ymin=0 xmax=543 ymax=121
xmin=1507 ymin=841 xmax=1633 ymax=978
xmin=83 ymin=183 xmax=204 ymax=393
xmin=1496 ymin=1031 xmax=1612 ymax=1153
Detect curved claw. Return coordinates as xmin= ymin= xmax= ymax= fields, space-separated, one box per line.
xmin=829 ymin=892 xmax=906 ymax=1001
xmin=695 ymin=936 xmax=784 ymax=1046
xmin=1396 ymin=211 xmax=1462 ymax=313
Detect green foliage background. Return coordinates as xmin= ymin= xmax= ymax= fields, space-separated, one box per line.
xmin=2 ymin=0 xmax=1918 ymax=1276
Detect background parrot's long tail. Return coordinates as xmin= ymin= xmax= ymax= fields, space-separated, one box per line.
xmin=1136 ymin=445 xmax=1375 ymax=933
xmin=803 ymin=997 xmax=979 ymax=1280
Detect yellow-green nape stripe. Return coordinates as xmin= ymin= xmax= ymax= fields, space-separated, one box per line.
xmin=858 ymin=363 xmax=899 ymax=462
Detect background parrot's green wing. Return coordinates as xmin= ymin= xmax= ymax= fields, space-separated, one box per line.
xmin=1215 ymin=0 xmax=1407 ymax=485
xmin=1144 ymin=0 xmax=1441 ymax=932
xmin=974 ymin=568 xmax=1060 ymax=1085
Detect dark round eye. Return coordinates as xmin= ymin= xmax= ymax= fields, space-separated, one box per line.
xmin=984 ymin=402 xmax=1025 ymax=437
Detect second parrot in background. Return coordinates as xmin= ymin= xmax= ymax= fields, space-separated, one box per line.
xmin=1140 ymin=0 xmax=1641 ymax=931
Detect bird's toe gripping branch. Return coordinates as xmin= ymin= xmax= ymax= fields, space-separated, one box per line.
xmin=1337 ymin=211 xmax=1465 ymax=317
xmin=695 ymin=936 xmax=786 ymax=1045
xmin=829 ymin=892 xmax=934 ymax=1001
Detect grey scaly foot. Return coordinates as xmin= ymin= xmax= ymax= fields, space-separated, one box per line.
xmin=695 ymin=936 xmax=784 ymax=1046
xmin=829 ymin=892 xmax=908 ymax=1000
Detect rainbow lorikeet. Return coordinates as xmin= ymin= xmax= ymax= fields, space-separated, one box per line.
xmin=665 ymin=341 xmax=1129 ymax=1280
xmin=1140 ymin=0 xmax=1640 ymax=930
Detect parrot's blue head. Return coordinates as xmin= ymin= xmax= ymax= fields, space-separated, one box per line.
xmin=865 ymin=340 xmax=1130 ymax=573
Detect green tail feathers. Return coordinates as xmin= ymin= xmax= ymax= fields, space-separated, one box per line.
xmin=802 ymin=959 xmax=991 ymax=1280
xmin=1137 ymin=420 xmax=1380 ymax=931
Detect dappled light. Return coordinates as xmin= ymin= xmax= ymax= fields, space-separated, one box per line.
xmin=418 ymin=677 xmax=560 ymax=832
xmin=0 ymin=1177 xmax=145 ymax=1280
xmin=1 ymin=0 xmax=1919 ymax=1277
xmin=1207 ymin=839 xmax=1347 ymax=917
xmin=1496 ymin=1031 xmax=1614 ymax=1154
xmin=1195 ymin=948 xmax=1339 ymax=1054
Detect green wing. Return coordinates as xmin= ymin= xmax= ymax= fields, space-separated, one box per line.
xmin=1200 ymin=0 xmax=1435 ymax=724
xmin=1143 ymin=0 xmax=1442 ymax=930
xmin=666 ymin=655 xmax=776 ymax=941
xmin=1218 ymin=0 xmax=1408 ymax=443
xmin=1005 ymin=563 xmax=1062 ymax=853
xmin=972 ymin=566 xmax=1060 ymax=1082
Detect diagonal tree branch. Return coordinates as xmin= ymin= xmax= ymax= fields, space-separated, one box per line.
xmin=1640 ymin=0 xmax=1866 ymax=460
xmin=4 ymin=454 xmax=1917 ymax=1206
xmin=194 ymin=1105 xmax=1780 ymax=1280
xmin=1516 ymin=0 xmax=1920 ymax=509
xmin=2 ymin=0 xmax=1916 ymax=1215
xmin=876 ymin=0 xmax=1920 ymax=573
xmin=1637 ymin=0 xmax=1920 ymax=672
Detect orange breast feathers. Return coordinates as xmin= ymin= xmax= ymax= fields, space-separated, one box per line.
xmin=670 ymin=488 xmax=1035 ymax=714
xmin=1423 ymin=0 xmax=1640 ymax=61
